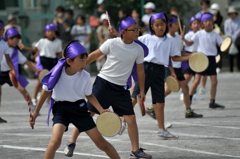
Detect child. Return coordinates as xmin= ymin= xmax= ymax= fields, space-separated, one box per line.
xmin=29 ymin=41 xmax=120 ymax=159
xmin=181 ymin=17 xmax=203 ymax=101
xmin=131 ymin=13 xmax=192 ymax=139
xmin=0 ymin=20 xmax=16 ymax=123
xmin=182 ymin=13 xmax=225 ymax=109
xmin=165 ymin=14 xmax=203 ymax=118
xmin=19 ymin=23 xmax=62 ymax=105
xmin=64 ymin=16 xmax=152 ymax=159
xmin=71 ymin=15 xmax=91 ymax=53
xmin=0 ymin=28 xmax=39 ymax=121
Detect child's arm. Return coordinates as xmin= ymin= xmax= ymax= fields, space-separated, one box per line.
xmin=182 ymin=37 xmax=194 ymax=46
xmin=86 ymin=94 xmax=110 ymax=113
xmin=30 ymin=90 xmax=51 ymax=125
xmin=18 ymin=43 xmax=38 ymax=53
xmin=5 ymin=54 xmax=16 ymax=75
xmin=108 ymin=27 xmax=120 ymax=37
xmin=171 ymin=55 xmax=191 ymax=62
xmin=86 ymin=49 xmax=105 ymax=65
xmin=136 ymin=63 xmax=146 ymax=102
xmin=24 ymin=60 xmax=40 ymax=73
xmin=56 ymin=52 xmax=63 ymax=59
xmin=168 ymin=67 xmax=176 ymax=78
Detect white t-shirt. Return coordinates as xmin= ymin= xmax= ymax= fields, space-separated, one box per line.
xmin=35 ymin=38 xmax=62 ymax=58
xmin=43 ymin=68 xmax=92 ymax=102
xmin=1 ymin=47 xmax=27 ymax=71
xmin=191 ymin=30 xmax=223 ymax=56
xmin=0 ymin=40 xmax=11 ymax=63
xmin=98 ymin=38 xmax=144 ymax=86
xmin=142 ymin=14 xmax=153 ymax=24
xmin=138 ymin=34 xmax=180 ymax=66
xmin=184 ymin=31 xmax=199 ymax=52
xmin=70 ymin=25 xmax=91 ymax=49
xmin=167 ymin=33 xmax=183 ymax=68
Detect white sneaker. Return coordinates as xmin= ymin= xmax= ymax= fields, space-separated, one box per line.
xmin=199 ymin=88 xmax=207 ymax=95
xmin=118 ymin=122 xmax=127 ymax=135
xmin=158 ymin=130 xmax=178 ymax=140
xmin=165 ymin=123 xmax=172 ymax=129
xmin=192 ymin=94 xmax=204 ymax=101
xmin=179 ymin=93 xmax=183 ymax=101
xmin=32 ymin=98 xmax=37 ymax=105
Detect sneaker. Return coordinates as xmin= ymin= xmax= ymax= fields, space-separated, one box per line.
xmin=146 ymin=105 xmax=156 ymax=119
xmin=199 ymin=88 xmax=207 ymax=95
xmin=192 ymin=94 xmax=204 ymax=101
xmin=32 ymin=98 xmax=37 ymax=105
xmin=157 ymin=130 xmax=178 ymax=140
xmin=29 ymin=105 xmax=36 ymax=114
xmin=64 ymin=142 xmax=76 ymax=157
xmin=209 ymin=103 xmax=225 ymax=109
xmin=130 ymin=148 xmax=152 ymax=159
xmin=164 ymin=122 xmax=172 ymax=129
xmin=118 ymin=122 xmax=127 ymax=135
xmin=179 ymin=93 xmax=183 ymax=101
xmin=186 ymin=110 xmax=203 ymax=118
xmin=0 ymin=117 xmax=7 ymax=123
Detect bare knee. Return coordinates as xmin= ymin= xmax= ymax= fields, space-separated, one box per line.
xmin=49 ymin=138 xmax=61 ymax=150
xmin=95 ymin=138 xmax=110 ymax=151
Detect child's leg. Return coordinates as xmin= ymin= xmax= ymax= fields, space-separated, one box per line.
xmin=179 ymin=80 xmax=190 ymax=109
xmin=16 ymin=84 xmax=33 ymax=105
xmin=164 ymin=82 xmax=172 ymax=97
xmin=154 ymin=103 xmax=165 ymax=130
xmin=68 ymin=127 xmax=81 ymax=144
xmin=201 ymin=75 xmax=207 ymax=89
xmin=123 ymin=115 xmax=139 ymax=151
xmin=44 ymin=123 xmax=66 ymax=159
xmin=33 ymin=81 xmax=42 ymax=99
xmin=189 ymin=74 xmax=202 ymax=96
xmin=184 ymin=74 xmax=193 ymax=84
xmin=68 ymin=112 xmax=96 ymax=143
xmin=209 ymin=75 xmax=218 ymax=100
xmin=86 ymin=127 xmax=120 ymax=159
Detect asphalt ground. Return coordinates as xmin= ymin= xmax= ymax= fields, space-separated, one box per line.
xmin=0 ymin=72 xmax=240 ymax=159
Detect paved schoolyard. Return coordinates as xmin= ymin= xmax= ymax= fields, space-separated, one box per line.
xmin=0 ymin=72 xmax=239 ymax=159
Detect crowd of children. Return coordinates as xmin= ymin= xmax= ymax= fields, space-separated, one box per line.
xmin=0 ymin=0 xmax=236 ymax=158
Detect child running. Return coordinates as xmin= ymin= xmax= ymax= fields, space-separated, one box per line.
xmin=165 ymin=14 xmax=203 ymax=118
xmin=19 ymin=23 xmax=62 ymax=105
xmin=29 ymin=41 xmax=120 ymax=159
xmin=64 ymin=16 xmax=152 ymax=159
xmin=0 ymin=20 xmax=16 ymax=123
xmin=182 ymin=13 xmax=225 ymax=109
xmin=0 ymin=28 xmax=39 ymax=119
xmin=131 ymin=13 xmax=193 ymax=139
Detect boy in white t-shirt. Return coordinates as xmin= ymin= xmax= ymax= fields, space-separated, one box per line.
xmin=30 ymin=41 xmax=120 ymax=159
xmin=0 ymin=20 xmax=16 ymax=123
xmin=165 ymin=14 xmax=203 ymax=118
xmin=0 ymin=28 xmax=39 ymax=123
xmin=182 ymin=13 xmax=225 ymax=109
xmin=65 ymin=16 xmax=152 ymax=159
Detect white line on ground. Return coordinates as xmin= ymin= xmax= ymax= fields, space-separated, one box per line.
xmin=139 ymin=130 xmax=240 ymax=141
xmin=0 ymin=145 xmax=108 ymax=158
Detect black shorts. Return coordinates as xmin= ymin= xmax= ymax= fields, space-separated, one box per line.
xmin=52 ymin=100 xmax=96 ymax=132
xmin=132 ymin=62 xmax=165 ymax=104
xmin=196 ymin=56 xmax=216 ymax=76
xmin=0 ymin=71 xmax=13 ymax=86
xmin=40 ymin=56 xmax=58 ymax=70
xmin=165 ymin=67 xmax=185 ymax=81
xmin=182 ymin=61 xmax=196 ymax=75
xmin=87 ymin=76 xmax=134 ymax=116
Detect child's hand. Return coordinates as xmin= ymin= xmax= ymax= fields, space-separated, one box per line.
xmin=100 ymin=109 xmax=111 ymax=114
xmin=108 ymin=27 xmax=120 ymax=37
xmin=140 ymin=92 xmax=146 ymax=102
xmin=171 ymin=73 xmax=177 ymax=79
xmin=18 ymin=43 xmax=24 ymax=50
xmin=29 ymin=113 xmax=37 ymax=128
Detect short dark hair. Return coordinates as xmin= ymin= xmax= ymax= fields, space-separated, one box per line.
xmin=149 ymin=13 xmax=169 ymax=36
xmin=76 ymin=14 xmax=86 ymax=23
xmin=66 ymin=9 xmax=74 ymax=17
xmin=201 ymin=0 xmax=210 ymax=6
xmin=56 ymin=6 xmax=65 ymax=12
xmin=9 ymin=34 xmax=21 ymax=40
xmin=0 ymin=20 xmax=4 ymax=25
